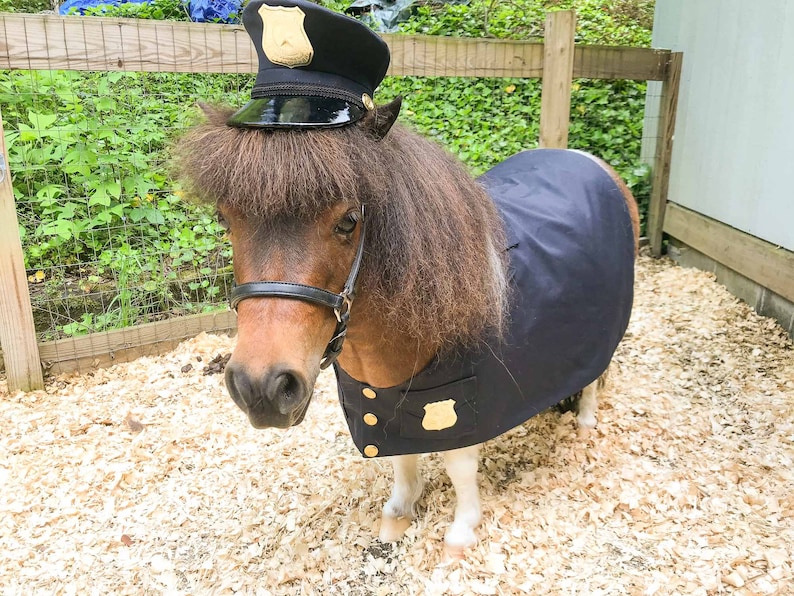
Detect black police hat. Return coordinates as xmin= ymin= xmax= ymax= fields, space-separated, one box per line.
xmin=227 ymin=0 xmax=391 ymax=128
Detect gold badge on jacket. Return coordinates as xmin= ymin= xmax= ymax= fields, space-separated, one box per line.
xmin=258 ymin=5 xmax=314 ymax=68
xmin=422 ymin=399 xmax=458 ymax=431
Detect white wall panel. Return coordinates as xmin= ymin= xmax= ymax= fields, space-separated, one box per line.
xmin=644 ymin=0 xmax=794 ymax=250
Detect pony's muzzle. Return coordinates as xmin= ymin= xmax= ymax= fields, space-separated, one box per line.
xmin=224 ymin=362 xmax=312 ymax=428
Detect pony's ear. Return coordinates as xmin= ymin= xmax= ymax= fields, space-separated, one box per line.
xmin=360 ymin=96 xmax=402 ymax=141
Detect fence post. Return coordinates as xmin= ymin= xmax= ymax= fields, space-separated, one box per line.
xmin=0 ymin=107 xmax=44 ymax=392
xmin=539 ymin=10 xmax=576 ymax=149
xmin=647 ymin=51 xmax=683 ymax=257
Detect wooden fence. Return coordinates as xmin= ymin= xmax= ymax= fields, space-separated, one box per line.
xmin=0 ymin=11 xmax=682 ymax=392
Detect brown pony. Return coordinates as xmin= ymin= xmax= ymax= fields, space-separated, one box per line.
xmin=175 ymin=99 xmax=640 ymax=556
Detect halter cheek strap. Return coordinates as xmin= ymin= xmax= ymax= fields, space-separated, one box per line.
xmin=229 ymin=206 xmax=367 ymax=370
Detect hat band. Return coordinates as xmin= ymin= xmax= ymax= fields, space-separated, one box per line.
xmin=252 ymin=82 xmax=366 ymax=108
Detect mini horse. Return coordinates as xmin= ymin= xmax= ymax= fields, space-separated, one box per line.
xmin=175 ymin=0 xmax=639 ymax=556
xmin=175 ymin=101 xmax=639 ymax=554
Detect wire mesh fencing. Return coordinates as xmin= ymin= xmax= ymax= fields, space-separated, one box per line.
xmin=2 ymin=69 xmax=249 ymax=342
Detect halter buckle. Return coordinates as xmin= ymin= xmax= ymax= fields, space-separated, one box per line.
xmin=334 ymin=292 xmax=353 ymax=323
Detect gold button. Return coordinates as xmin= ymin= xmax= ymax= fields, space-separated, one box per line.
xmin=362 ymin=388 xmax=377 ymax=399
xmin=362 ymin=93 xmax=375 ymax=111
xmin=364 ymin=445 xmax=379 ymax=457
xmin=363 ymin=413 xmax=378 ymax=426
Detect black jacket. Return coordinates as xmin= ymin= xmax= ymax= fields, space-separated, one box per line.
xmin=335 ymin=149 xmax=636 ymax=457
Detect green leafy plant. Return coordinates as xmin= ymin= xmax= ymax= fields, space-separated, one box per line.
xmin=78 ymin=0 xmax=192 ymax=21
xmin=2 ymin=68 xmax=240 ymax=337
xmin=397 ymin=0 xmax=653 ymax=46
xmin=0 ymin=0 xmax=53 ymax=12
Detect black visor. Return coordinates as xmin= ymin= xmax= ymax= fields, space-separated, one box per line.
xmin=227 ymin=96 xmax=366 ymax=128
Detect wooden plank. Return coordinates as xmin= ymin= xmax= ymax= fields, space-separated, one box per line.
xmin=384 ymin=33 xmax=545 ymax=78
xmin=647 ymin=52 xmax=683 ymax=257
xmin=0 ymin=14 xmax=668 ymax=80
xmin=44 ymin=337 xmax=195 ymax=376
xmin=0 ymin=13 xmax=256 ymax=72
xmin=38 ymin=309 xmax=237 ymax=375
xmin=539 ymin=10 xmax=576 ymax=149
xmin=664 ymin=203 xmax=794 ymax=303
xmin=0 ymin=107 xmax=44 ymax=392
xmin=573 ymin=45 xmax=669 ymax=80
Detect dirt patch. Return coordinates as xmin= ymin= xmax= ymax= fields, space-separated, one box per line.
xmin=1 ymin=253 xmax=792 ymax=594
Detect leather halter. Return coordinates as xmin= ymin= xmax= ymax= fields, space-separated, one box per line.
xmin=229 ymin=206 xmax=366 ymax=369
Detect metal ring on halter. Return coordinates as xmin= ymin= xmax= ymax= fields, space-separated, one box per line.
xmin=229 ymin=205 xmax=366 ymax=369
xmin=334 ymin=293 xmax=353 ymax=323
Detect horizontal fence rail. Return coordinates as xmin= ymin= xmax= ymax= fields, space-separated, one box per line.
xmin=0 ymin=13 xmax=670 ymax=80
xmin=0 ymin=12 xmax=678 ymax=386
xmin=38 ymin=310 xmax=237 ymax=373
xmin=664 ymin=203 xmax=794 ymax=304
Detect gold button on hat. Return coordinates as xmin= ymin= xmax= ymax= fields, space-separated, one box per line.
xmin=363 ymin=413 xmax=378 ymax=426
xmin=362 ymin=387 xmax=377 ymax=399
xmin=364 ymin=445 xmax=379 ymax=457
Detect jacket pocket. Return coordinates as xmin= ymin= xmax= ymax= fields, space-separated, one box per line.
xmin=399 ymin=376 xmax=478 ymax=440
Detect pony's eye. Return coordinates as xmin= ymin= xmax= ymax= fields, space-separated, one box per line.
xmin=217 ymin=212 xmax=230 ymax=232
xmin=334 ymin=211 xmax=359 ymax=236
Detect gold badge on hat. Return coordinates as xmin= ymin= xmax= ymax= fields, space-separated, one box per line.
xmin=422 ymin=399 xmax=458 ymax=431
xmin=259 ymin=4 xmax=314 ymax=68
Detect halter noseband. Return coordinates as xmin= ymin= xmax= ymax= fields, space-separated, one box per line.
xmin=229 ymin=206 xmax=366 ymax=370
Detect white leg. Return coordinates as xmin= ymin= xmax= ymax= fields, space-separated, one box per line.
xmin=576 ymin=380 xmax=598 ymax=429
xmin=379 ymin=454 xmax=423 ymax=542
xmin=442 ymin=444 xmax=481 ymax=553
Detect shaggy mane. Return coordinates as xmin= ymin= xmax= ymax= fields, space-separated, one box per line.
xmin=173 ymin=105 xmax=508 ymax=352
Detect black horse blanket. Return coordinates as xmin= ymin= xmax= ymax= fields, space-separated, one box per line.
xmin=335 ymin=149 xmax=636 ymax=457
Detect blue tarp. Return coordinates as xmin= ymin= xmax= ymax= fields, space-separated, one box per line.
xmin=59 ymin=0 xmax=242 ymax=23
xmin=188 ymin=0 xmax=241 ymax=22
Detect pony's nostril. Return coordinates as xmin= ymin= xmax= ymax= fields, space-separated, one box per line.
xmin=269 ymin=370 xmax=306 ymax=415
xmin=274 ymin=371 xmax=297 ymax=397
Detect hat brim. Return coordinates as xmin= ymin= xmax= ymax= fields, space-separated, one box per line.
xmin=226 ymin=96 xmax=366 ymax=128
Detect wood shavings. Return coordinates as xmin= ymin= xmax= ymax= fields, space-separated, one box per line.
xmin=1 ymin=253 xmax=792 ymax=594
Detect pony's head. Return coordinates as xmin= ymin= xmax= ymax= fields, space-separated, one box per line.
xmin=173 ymin=101 xmax=507 ymax=429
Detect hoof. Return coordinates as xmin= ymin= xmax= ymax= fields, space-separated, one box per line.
xmin=443 ymin=522 xmax=477 ymax=554
xmin=441 ymin=543 xmax=468 ymax=564
xmin=379 ymin=515 xmax=412 ymax=542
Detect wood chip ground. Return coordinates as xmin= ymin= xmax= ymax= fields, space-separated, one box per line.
xmin=1 ymin=253 xmax=792 ymax=595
